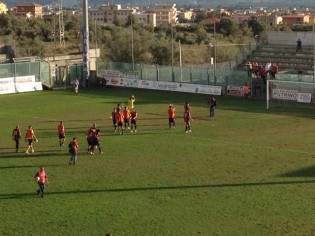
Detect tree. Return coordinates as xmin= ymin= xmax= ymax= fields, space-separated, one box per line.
xmin=195 ymin=12 xmax=208 ymax=24
xmin=149 ymin=34 xmax=172 ymax=65
xmin=195 ymin=27 xmax=207 ymax=45
xmin=217 ymin=18 xmax=239 ymax=37
xmin=247 ymin=17 xmax=267 ymax=37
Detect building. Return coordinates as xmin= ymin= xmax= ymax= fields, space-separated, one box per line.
xmin=177 ymin=10 xmax=194 ymax=22
xmin=89 ymin=4 xmax=156 ymax=27
xmin=13 ymin=3 xmax=42 ymax=18
xmin=281 ymin=14 xmax=310 ymax=26
xmin=134 ymin=11 xmax=156 ymax=27
xmin=0 ymin=2 xmax=8 ymax=14
xmin=153 ymin=4 xmax=177 ymax=26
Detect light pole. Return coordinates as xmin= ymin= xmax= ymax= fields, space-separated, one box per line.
xmin=209 ymin=43 xmax=216 ymax=84
xmin=131 ymin=21 xmax=135 ymax=72
xmin=82 ymin=0 xmax=90 ymax=87
xmin=179 ymin=40 xmax=182 ymax=82
xmin=313 ymin=23 xmax=315 ymax=83
xmin=171 ymin=24 xmax=175 ymax=81
xmin=213 ymin=21 xmax=216 ymax=85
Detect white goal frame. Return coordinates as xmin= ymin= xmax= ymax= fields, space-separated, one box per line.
xmin=267 ymin=79 xmax=315 ymax=109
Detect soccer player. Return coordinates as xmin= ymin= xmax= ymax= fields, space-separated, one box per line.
xmin=25 ymin=125 xmax=37 ymax=154
xmin=69 ymin=137 xmax=79 ymax=165
xmin=93 ymin=129 xmax=103 ymax=154
xmin=208 ymin=97 xmax=216 ymax=118
xmin=34 ymin=166 xmax=48 ymax=198
xmin=12 ymin=125 xmax=22 ymax=152
xmin=86 ymin=124 xmax=96 ymax=154
xmin=110 ymin=108 xmax=118 ymax=132
xmin=184 ymin=109 xmax=193 ymax=133
xmin=184 ymin=102 xmax=191 ymax=111
xmin=123 ymin=106 xmax=131 ymax=130
xmin=128 ymin=95 xmax=135 ymax=111
xmin=168 ymin=104 xmax=176 ymax=129
xmin=57 ymin=121 xmax=66 ymax=146
xmin=115 ymin=109 xmax=124 ymax=135
xmin=130 ymin=108 xmax=138 ymax=133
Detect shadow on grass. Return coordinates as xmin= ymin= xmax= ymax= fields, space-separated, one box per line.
xmin=1 ymin=179 xmax=315 ymax=200
xmin=0 ymin=164 xmax=62 ymax=169
xmin=280 ymin=165 xmax=315 ymax=177
xmin=1 ymin=152 xmax=69 ymax=158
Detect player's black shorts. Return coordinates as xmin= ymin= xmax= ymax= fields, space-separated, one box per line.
xmin=118 ymin=121 xmax=123 ymax=127
xmin=124 ymin=118 xmax=129 ymax=123
xmin=169 ymin=118 xmax=175 ymax=123
xmin=131 ymin=120 xmax=137 ymax=125
xmin=59 ymin=133 xmax=65 ymax=139
xmin=27 ymin=139 xmax=33 ymax=145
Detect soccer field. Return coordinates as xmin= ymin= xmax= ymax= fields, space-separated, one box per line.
xmin=0 ymin=87 xmax=315 ymax=235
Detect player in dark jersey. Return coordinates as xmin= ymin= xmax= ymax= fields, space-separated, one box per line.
xmin=130 ymin=108 xmax=138 ymax=133
xmin=12 ymin=125 xmax=22 ymax=152
xmin=110 ymin=108 xmax=117 ymax=132
xmin=184 ymin=110 xmax=193 ymax=133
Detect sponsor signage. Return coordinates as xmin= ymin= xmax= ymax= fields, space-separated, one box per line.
xmin=227 ymin=86 xmax=243 ymax=96
xmin=297 ymin=92 xmax=311 ymax=103
xmin=0 ymin=76 xmax=42 ymax=95
xmin=272 ymin=89 xmax=298 ymax=101
xmin=100 ymin=70 xmax=222 ymax=96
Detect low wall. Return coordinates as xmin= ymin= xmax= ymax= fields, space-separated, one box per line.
xmin=267 ymin=31 xmax=314 ymax=46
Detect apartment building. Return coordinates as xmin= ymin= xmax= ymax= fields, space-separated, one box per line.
xmin=13 ymin=3 xmax=42 ymax=18
xmin=281 ymin=14 xmax=310 ymax=25
xmin=153 ymin=4 xmax=177 ymax=26
xmin=134 ymin=11 xmax=156 ymax=27
xmin=89 ymin=3 xmax=156 ymax=27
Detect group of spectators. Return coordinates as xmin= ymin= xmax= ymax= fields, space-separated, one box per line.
xmin=246 ymin=61 xmax=279 ymax=97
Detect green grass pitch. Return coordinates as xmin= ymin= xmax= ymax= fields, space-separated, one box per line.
xmin=0 ymin=87 xmax=315 ymax=235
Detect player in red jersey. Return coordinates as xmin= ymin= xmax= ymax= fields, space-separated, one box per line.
xmin=168 ymin=104 xmax=176 ymax=129
xmin=57 ymin=121 xmax=66 ymax=146
xmin=184 ymin=102 xmax=191 ymax=111
xmin=86 ymin=124 xmax=96 ymax=154
xmin=130 ymin=108 xmax=138 ymax=133
xmin=184 ymin=109 xmax=193 ymax=133
xmin=12 ymin=125 xmax=22 ymax=152
xmin=25 ymin=125 xmax=38 ymax=154
xmin=123 ymin=106 xmax=131 ymax=130
xmin=115 ymin=109 xmax=124 ymax=135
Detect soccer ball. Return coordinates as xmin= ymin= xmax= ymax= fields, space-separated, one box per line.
xmin=35 ymin=177 xmax=40 ymax=182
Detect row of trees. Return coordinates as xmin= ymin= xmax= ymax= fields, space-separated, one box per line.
xmin=0 ymin=12 xmax=270 ymax=66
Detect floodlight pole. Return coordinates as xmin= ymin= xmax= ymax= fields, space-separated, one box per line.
xmin=82 ymin=0 xmax=90 ymax=87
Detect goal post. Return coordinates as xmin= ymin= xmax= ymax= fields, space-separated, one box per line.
xmin=267 ymin=79 xmax=315 ymax=110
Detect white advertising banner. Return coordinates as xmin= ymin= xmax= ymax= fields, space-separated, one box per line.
xmin=0 ymin=76 xmax=42 ymax=95
xmin=100 ymin=70 xmax=222 ymax=95
xmin=227 ymin=86 xmax=243 ymax=96
xmin=272 ymin=89 xmax=298 ymax=101
xmin=0 ymin=77 xmax=15 ymax=95
xmin=297 ymin=92 xmax=312 ymax=103
xmin=138 ymin=80 xmax=158 ymax=90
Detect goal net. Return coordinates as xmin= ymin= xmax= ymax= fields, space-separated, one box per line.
xmin=267 ymin=79 xmax=315 ymax=109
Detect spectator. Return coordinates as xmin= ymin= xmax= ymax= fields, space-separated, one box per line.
xmin=243 ymin=83 xmax=249 ymax=101
xmin=246 ymin=61 xmax=253 ymax=78
xmin=270 ymin=63 xmax=278 ymax=79
xmin=296 ymin=38 xmax=302 ymax=52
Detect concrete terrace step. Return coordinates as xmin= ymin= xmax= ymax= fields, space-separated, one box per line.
xmin=238 ymin=43 xmax=315 ymax=75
